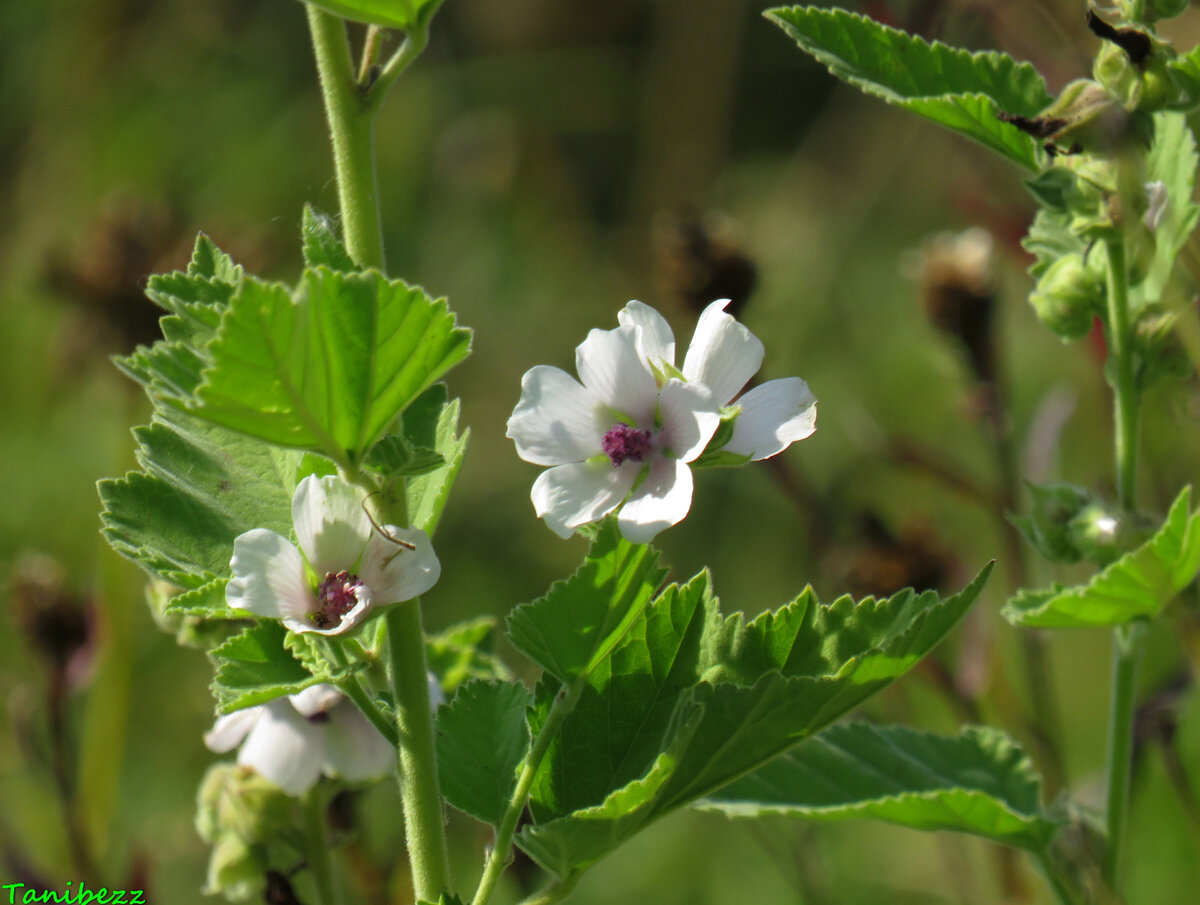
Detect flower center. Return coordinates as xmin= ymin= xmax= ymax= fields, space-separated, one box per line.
xmin=311 ymin=570 xmax=364 ymax=630
xmin=602 ymin=424 xmax=653 ymax=467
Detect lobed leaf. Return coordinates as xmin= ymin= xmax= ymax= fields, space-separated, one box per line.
xmin=436 ymin=679 xmax=532 ymax=826
xmin=697 ymin=722 xmax=1059 ymax=850
xmin=426 ymin=617 xmax=511 ymax=693
xmin=1003 ymin=487 xmax=1200 ymax=628
xmin=1136 ymin=112 xmax=1200 ymax=306
xmin=301 ymin=205 xmax=359 ymax=273
xmin=767 ymin=5 xmax=1051 ymax=170
xmin=210 ymin=622 xmax=320 ymax=713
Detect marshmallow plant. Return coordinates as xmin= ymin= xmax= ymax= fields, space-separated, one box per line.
xmin=95 ymin=1 xmax=1200 ymax=904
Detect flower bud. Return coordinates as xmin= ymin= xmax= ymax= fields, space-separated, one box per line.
xmin=1094 ymin=40 xmax=1180 ymax=112
xmin=1028 ymin=254 xmax=1104 ymax=341
xmin=1125 ymin=0 xmax=1192 ymax=24
xmin=203 ymin=835 xmax=266 ymax=902
xmin=196 ymin=763 xmax=297 ymax=846
xmin=1011 ymin=482 xmax=1092 ymax=564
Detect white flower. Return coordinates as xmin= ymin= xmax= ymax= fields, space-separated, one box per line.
xmin=226 ymin=475 xmax=440 ymax=636
xmin=620 ymin=298 xmax=817 ymax=461
xmin=204 ymin=684 xmax=393 ymax=795
xmin=507 ymin=322 xmax=722 ymax=542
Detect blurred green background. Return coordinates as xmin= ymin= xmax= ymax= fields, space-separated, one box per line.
xmin=3 ymin=0 xmax=1200 ymax=902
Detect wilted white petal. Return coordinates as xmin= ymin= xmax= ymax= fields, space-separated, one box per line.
xmin=288 ymin=683 xmax=343 ymax=718
xmin=725 ymin=377 xmax=817 ymax=461
xmin=1144 ymin=180 xmax=1170 ymax=232
xmin=617 ymin=457 xmax=693 ymax=544
xmin=531 ymin=460 xmax=640 ymax=538
xmin=321 ymin=702 xmax=394 ymax=782
xmin=238 ymin=700 xmax=325 ymax=795
xmin=281 ymin=582 xmax=372 ymax=637
xmin=359 ymin=525 xmax=441 ymax=605
xmin=507 ymin=366 xmax=606 ymax=466
xmin=682 ymin=300 xmax=764 ymax=406
xmin=657 ymin=378 xmax=721 ymax=463
xmin=618 ymin=300 xmax=676 ymax=370
xmin=227 ymin=530 xmax=313 ymax=623
xmin=204 ymin=707 xmax=265 ymax=753
xmin=293 ymin=475 xmax=372 ymax=575
xmin=575 ymin=326 xmax=658 ymax=425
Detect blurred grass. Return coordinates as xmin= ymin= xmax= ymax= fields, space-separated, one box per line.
xmin=2 ymin=0 xmax=1200 ymax=903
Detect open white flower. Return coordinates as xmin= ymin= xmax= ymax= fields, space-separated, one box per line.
xmin=619 ymin=298 xmax=817 ymax=461
xmin=226 ymin=475 xmax=440 ymax=635
xmin=204 ymin=684 xmax=393 ymax=796
xmin=507 ymin=323 xmax=721 ymax=542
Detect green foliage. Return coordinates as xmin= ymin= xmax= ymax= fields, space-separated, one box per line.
xmin=301 ymin=205 xmax=359 ymax=273
xmin=1010 ymin=482 xmax=1092 ymax=565
xmin=697 ymin=722 xmax=1058 ymax=850
xmin=436 ymin=679 xmax=532 ymax=826
xmin=99 ymin=407 xmax=299 ymax=587
xmin=767 ymin=6 xmax=1052 ymax=170
xmin=211 ymin=622 xmax=329 ymax=713
xmin=514 ymin=561 xmax=993 ymax=876
xmin=426 ymin=617 xmax=511 ymax=693
xmin=1136 ymin=113 xmax=1200 ymax=307
xmin=1004 ymin=487 xmax=1200 ymax=628
xmin=506 ymin=519 xmax=669 ymax=683
xmin=190 ymin=268 xmax=470 ymax=467
xmin=297 ymin=0 xmax=441 ymax=31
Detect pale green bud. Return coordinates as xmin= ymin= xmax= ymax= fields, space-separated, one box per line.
xmin=1029 ymin=254 xmax=1104 ymax=341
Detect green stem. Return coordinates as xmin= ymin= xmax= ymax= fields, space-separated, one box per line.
xmin=345 ymin=673 xmax=400 ymax=748
xmin=1101 ymin=235 xmax=1145 ymax=891
xmin=388 ymin=601 xmax=450 ymax=901
xmin=1034 ymin=848 xmax=1076 ymax=905
xmin=305 ymin=786 xmax=337 ymax=905
xmin=471 ymin=683 xmax=583 ymax=905
xmin=307 ymin=5 xmax=386 ymax=270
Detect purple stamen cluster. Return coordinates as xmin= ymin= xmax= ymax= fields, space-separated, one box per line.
xmin=602 ymin=424 xmax=653 ymax=467
xmin=311 ymin=570 xmax=363 ymax=629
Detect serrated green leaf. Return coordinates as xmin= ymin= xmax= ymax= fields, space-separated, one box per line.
xmin=1003 ymin=487 xmax=1200 ymax=627
xmin=697 ymin=722 xmax=1058 ymax=850
xmin=1023 ymin=206 xmax=1086 ymax=278
xmin=301 ymin=205 xmax=359 ymax=273
xmin=166 ymin=577 xmax=234 ymax=618
xmin=299 ymin=0 xmax=438 ymax=30
xmin=99 ymin=408 xmax=298 ymax=586
xmin=189 ymin=233 xmax=244 ymax=284
xmin=190 ymin=268 xmax=471 ymax=466
xmin=365 ymin=384 xmax=454 ymax=478
xmin=767 ymin=6 xmax=1051 ymax=170
xmin=406 ymin=395 xmax=468 ymax=536
xmin=516 ymin=564 xmax=993 ymax=875
xmin=1135 ymin=112 xmax=1200 ymax=306
xmin=210 ymin=622 xmax=318 ymax=713
xmin=426 ymin=617 xmax=511 ymax=692
xmin=1167 ymin=45 xmax=1200 ymax=110
xmin=436 ymin=679 xmax=532 ymax=826
xmin=506 ymin=519 xmax=669 ymax=684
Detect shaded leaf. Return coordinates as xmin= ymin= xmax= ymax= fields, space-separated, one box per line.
xmin=426 ymin=617 xmax=511 ymax=693
xmin=210 ymin=622 xmax=318 ymax=713
xmin=698 ymin=722 xmax=1059 ymax=850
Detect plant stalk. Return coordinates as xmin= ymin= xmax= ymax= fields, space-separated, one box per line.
xmin=387 ymin=600 xmax=450 ymax=901
xmin=1034 ymin=848 xmax=1076 ymax=905
xmin=471 ymin=683 xmax=582 ymax=905
xmin=1101 ymin=235 xmax=1145 ymax=891
xmin=305 ymin=786 xmax=338 ymax=905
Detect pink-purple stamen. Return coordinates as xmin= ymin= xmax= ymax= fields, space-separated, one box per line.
xmin=311 ymin=570 xmax=363 ymax=630
xmin=602 ymin=424 xmax=653 ymax=467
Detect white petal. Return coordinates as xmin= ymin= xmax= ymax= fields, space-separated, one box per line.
xmin=617 ymin=457 xmax=693 ymax=544
xmin=427 ymin=672 xmax=445 ymax=710
xmin=288 ymin=684 xmax=343 ymax=718
xmin=575 ymin=326 xmax=658 ymax=425
xmin=226 ymin=530 xmax=314 ymax=623
xmin=506 ymin=366 xmax=606 ymax=466
xmin=359 ymin=526 xmax=441 ymax=605
xmin=725 ymin=378 xmax=817 ymax=461
xmin=237 ymin=700 xmax=325 ymax=796
xmin=204 ymin=707 xmax=265 ymax=753
xmin=293 ymin=475 xmax=372 ymax=575
xmin=617 ymin=300 xmax=676 ymax=371
xmin=321 ymin=701 xmax=394 ymax=782
xmin=281 ymin=583 xmax=373 ymax=637
xmin=682 ymin=300 xmax=764 ymax=406
xmin=531 ymin=460 xmax=640 ymax=538
xmin=657 ymin=378 xmax=721 ymax=464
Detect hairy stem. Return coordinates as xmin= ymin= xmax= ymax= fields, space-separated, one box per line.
xmin=388 ymin=600 xmax=450 ymax=901
xmin=1034 ymin=848 xmax=1076 ymax=905
xmin=471 ymin=683 xmax=583 ymax=905
xmin=1101 ymin=235 xmax=1145 ymax=890
xmin=307 ymin=6 xmax=386 ymax=270
xmin=305 ymin=786 xmax=337 ymax=905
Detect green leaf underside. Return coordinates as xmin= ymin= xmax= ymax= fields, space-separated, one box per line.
xmin=302 ymin=205 xmax=359 ymax=273
xmin=1168 ymin=46 xmax=1200 ymax=108
xmin=515 ymin=562 xmax=994 ymax=875
xmin=436 ymin=679 xmax=532 ymax=826
xmin=426 ymin=617 xmax=511 ymax=693
xmin=210 ymin=622 xmax=320 ymax=713
xmin=299 ymin=0 xmax=432 ymax=30
xmin=697 ymin=722 xmax=1057 ymax=850
xmin=1004 ymin=487 xmax=1200 ymax=628
xmin=506 ymin=519 xmax=669 ymax=684
xmin=99 ymin=407 xmax=298 ymax=587
xmin=191 ymin=268 xmax=470 ymax=466
xmin=767 ymin=6 xmax=1051 ymax=170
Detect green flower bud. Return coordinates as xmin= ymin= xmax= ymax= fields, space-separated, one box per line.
xmin=1129 ymin=0 xmax=1192 ymax=24
xmin=1095 ymin=40 xmax=1181 ymax=112
xmin=1028 ymin=254 xmax=1104 ymax=340
xmin=196 ymin=763 xmax=298 ymax=846
xmin=204 ymin=835 xmax=267 ymax=902
xmin=1011 ymin=482 xmax=1092 ymax=564
xmin=1067 ymin=503 xmax=1125 ymax=566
